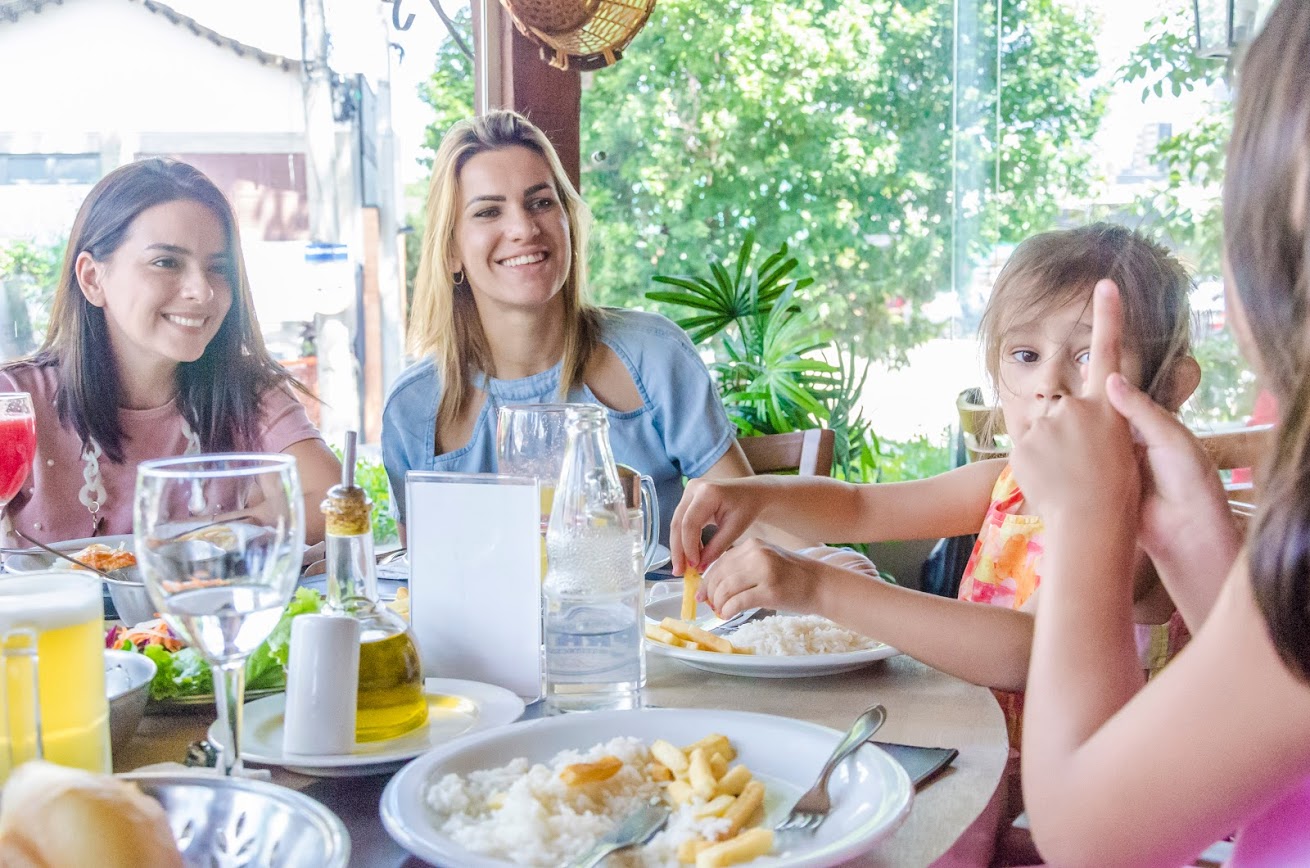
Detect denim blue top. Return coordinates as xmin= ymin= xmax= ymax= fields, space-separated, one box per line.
xmin=381 ymin=308 xmax=736 ymax=544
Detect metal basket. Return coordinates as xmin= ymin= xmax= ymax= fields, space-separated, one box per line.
xmin=119 ymin=772 xmax=350 ymax=868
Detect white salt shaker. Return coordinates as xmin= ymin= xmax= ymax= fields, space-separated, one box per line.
xmin=283 ymin=613 xmax=360 ymax=755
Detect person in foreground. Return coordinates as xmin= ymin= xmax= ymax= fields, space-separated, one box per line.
xmin=0 ymin=158 xmax=340 ymax=545
xmin=670 ymin=222 xmax=1198 ymax=705
xmin=382 ymin=110 xmax=802 ymax=549
xmin=1012 ymin=2 xmax=1310 ymax=864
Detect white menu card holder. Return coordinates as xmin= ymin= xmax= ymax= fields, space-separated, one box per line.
xmin=406 ymin=471 xmax=542 ymax=700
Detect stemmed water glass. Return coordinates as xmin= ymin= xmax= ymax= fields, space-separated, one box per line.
xmin=0 ymin=393 xmax=36 ymax=520
xmin=134 ymin=454 xmax=304 ymax=776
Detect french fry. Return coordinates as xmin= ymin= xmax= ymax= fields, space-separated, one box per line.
xmin=684 ymin=734 xmax=736 ymax=762
xmin=682 ymin=564 xmax=702 ymax=620
xmin=660 ymin=618 xmax=734 ymax=654
xmin=709 ymin=752 xmax=728 ymax=779
xmin=688 ymin=748 xmax=716 ymax=798
xmin=666 ymin=780 xmax=695 ymax=806
xmin=715 ymin=764 xmax=752 ymax=797
xmin=731 ymin=645 xmax=754 ymax=654
xmin=692 ymin=793 xmax=736 ymax=818
xmin=695 ymin=828 xmax=774 ymax=868
xmin=645 ymin=623 xmax=686 ymax=647
xmin=646 ymin=761 xmax=674 ymax=782
xmin=719 ymin=780 xmax=766 ymax=837
xmin=559 ymin=755 xmax=623 ymax=785
xmin=651 ymin=739 xmax=689 ymax=775
xmin=677 ymin=838 xmax=712 ymax=864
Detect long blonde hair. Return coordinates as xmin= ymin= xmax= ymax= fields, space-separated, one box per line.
xmin=410 ymin=111 xmax=602 ymax=447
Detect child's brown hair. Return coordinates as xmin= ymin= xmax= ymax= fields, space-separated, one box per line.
xmin=979 ymin=223 xmax=1193 ymax=414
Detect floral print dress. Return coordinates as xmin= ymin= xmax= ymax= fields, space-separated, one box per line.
xmin=957 ymin=464 xmax=1188 ymax=747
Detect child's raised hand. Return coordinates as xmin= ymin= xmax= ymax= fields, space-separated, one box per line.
xmin=669 ymin=477 xmax=768 ymax=575
xmin=699 ymin=538 xmax=823 ymax=618
xmin=1009 ymin=280 xmax=1142 ymax=523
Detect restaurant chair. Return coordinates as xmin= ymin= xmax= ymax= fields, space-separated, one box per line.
xmin=1197 ymin=423 xmax=1274 ymax=506
xmin=737 ymin=429 xmax=836 ymax=477
xmin=957 ymin=387 xmax=1008 ymax=463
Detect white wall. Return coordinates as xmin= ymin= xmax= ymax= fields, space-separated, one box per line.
xmin=0 ymin=1 xmax=305 ymax=136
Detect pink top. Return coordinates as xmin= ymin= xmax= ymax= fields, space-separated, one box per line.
xmin=1228 ymin=778 xmax=1310 ymax=867
xmin=0 ymin=362 xmax=322 ymax=543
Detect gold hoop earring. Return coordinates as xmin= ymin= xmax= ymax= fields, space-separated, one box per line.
xmin=452 ymin=270 xmax=465 ymax=286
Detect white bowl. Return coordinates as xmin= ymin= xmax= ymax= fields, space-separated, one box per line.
xmin=105 ymin=649 xmax=156 ymax=753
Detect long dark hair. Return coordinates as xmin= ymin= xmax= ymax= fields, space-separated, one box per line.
xmin=1225 ymin=0 xmax=1310 ymax=680
xmin=6 ymin=158 xmax=297 ymax=462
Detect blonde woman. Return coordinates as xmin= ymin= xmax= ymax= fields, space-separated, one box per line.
xmin=382 ymin=111 xmax=764 ymax=545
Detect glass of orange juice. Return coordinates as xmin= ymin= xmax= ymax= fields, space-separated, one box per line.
xmin=0 ymin=571 xmax=111 ymax=783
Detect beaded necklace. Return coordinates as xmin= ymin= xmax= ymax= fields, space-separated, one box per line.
xmin=77 ymin=417 xmax=201 ymax=536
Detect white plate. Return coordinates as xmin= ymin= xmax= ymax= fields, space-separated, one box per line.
xmin=644 ymin=595 xmax=899 ymax=678
xmin=208 ymin=678 xmax=525 ymax=777
xmin=3 ymin=534 xmax=135 ymax=573
xmin=380 ymin=707 xmax=913 ymax=867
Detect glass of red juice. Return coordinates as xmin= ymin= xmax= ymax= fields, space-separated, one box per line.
xmin=0 ymin=393 xmax=36 ymax=508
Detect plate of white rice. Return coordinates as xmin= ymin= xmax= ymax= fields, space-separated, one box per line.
xmin=380 ymin=707 xmax=913 ymax=867
xmin=643 ymin=595 xmax=899 ymax=678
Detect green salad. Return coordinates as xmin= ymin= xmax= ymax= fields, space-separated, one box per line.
xmin=107 ymin=588 xmax=324 ymax=702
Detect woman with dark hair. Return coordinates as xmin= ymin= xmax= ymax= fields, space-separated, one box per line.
xmin=0 ymin=158 xmax=340 ymax=544
xmin=1006 ymin=1 xmax=1310 ymax=864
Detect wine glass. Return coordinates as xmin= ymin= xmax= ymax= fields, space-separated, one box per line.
xmin=134 ymin=454 xmax=304 ymax=776
xmin=0 ymin=393 xmax=36 ymax=516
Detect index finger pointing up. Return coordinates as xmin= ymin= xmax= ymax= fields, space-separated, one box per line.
xmin=1086 ymin=279 xmax=1124 ymax=399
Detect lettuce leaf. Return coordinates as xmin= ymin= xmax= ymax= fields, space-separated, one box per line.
xmin=143 ymin=644 xmax=211 ymax=700
xmin=136 ymin=588 xmax=323 ymax=701
xmin=245 ymin=587 xmax=323 ymax=690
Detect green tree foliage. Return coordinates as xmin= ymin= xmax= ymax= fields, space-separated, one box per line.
xmin=1121 ymin=2 xmax=1228 ymax=276
xmin=0 ymin=239 xmax=63 ymax=358
xmin=416 ymin=6 xmax=474 ymax=171
xmin=579 ymin=0 xmax=1103 ymax=359
xmin=419 ymin=0 xmax=1105 ymax=362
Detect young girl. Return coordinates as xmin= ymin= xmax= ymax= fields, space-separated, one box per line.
xmin=0 ymin=158 xmax=340 ymax=545
xmin=672 ymin=222 xmax=1199 ymax=701
xmin=1011 ymin=2 xmax=1310 ymax=864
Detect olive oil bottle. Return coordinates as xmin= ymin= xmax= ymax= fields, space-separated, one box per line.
xmin=322 ymin=434 xmax=428 ymax=742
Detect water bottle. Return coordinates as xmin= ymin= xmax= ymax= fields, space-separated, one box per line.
xmin=543 ymin=405 xmax=646 ymax=714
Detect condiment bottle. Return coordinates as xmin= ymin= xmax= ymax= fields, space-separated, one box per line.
xmin=542 ymin=405 xmax=646 ymax=713
xmin=322 ymin=432 xmax=428 ymax=741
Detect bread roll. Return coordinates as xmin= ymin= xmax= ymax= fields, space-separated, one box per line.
xmin=0 ymin=762 xmax=183 ymax=868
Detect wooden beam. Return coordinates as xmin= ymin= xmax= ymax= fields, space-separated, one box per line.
xmin=472 ymin=0 xmax=581 ymax=190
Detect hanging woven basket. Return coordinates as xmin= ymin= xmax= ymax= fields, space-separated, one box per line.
xmin=499 ymin=0 xmax=656 ymax=72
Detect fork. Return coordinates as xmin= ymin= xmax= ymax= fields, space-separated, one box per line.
xmin=775 ymin=703 xmax=887 ymax=835
xmin=569 ymin=802 xmax=670 ymax=868
xmin=708 ymin=606 xmax=776 ymax=636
